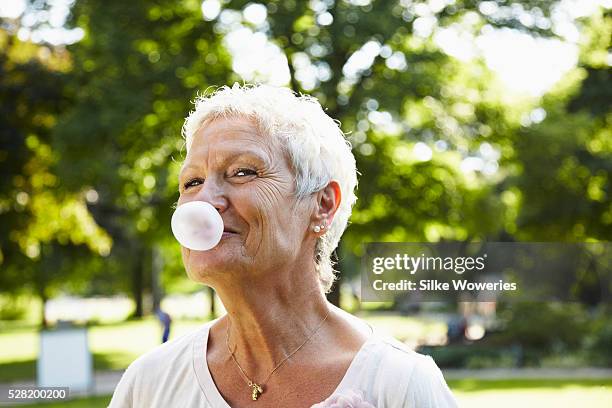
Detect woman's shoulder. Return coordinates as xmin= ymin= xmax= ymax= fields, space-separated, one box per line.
xmin=109 ymin=320 xmax=216 ymax=407
xmin=365 ymin=330 xmax=435 ymax=375
xmin=341 ymin=322 xmax=458 ymax=408
xmin=331 ymin=309 xmax=447 ymax=380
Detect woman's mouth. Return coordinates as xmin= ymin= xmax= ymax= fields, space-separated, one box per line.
xmin=221 ymin=228 xmax=239 ymax=239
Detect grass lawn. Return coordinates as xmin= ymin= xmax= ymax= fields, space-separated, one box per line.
xmin=9 ymin=379 xmax=612 ymax=407
xmin=450 ymin=378 xmax=612 ymax=407
xmin=8 ymin=395 xmax=111 ymax=407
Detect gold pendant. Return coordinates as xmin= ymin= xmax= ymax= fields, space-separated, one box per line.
xmin=251 ymin=383 xmax=263 ymax=400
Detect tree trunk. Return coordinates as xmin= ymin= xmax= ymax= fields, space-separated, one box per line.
xmin=208 ymin=286 xmax=216 ymax=318
xmin=151 ymin=246 xmax=163 ymax=311
xmin=40 ymin=291 xmax=48 ymax=329
xmin=36 ymin=250 xmax=48 ymax=329
xmin=131 ymin=243 xmax=144 ymax=318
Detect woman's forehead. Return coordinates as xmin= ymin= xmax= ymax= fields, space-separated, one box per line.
xmin=186 ymin=116 xmax=279 ymax=164
xmin=194 ymin=115 xmax=260 ymax=141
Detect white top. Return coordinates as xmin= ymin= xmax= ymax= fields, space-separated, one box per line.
xmin=108 ymin=317 xmax=458 ymax=407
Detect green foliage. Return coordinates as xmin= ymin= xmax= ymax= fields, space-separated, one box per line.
xmin=0 ymin=29 xmax=112 ymax=305
xmin=419 ymin=344 xmax=520 ymax=368
xmin=0 ymin=295 xmax=29 ymax=320
xmin=495 ymin=303 xmax=591 ymax=355
xmin=584 ymin=306 xmax=612 ymax=366
xmin=509 ymin=10 xmax=611 ymax=243
xmin=511 ymin=108 xmax=611 ymax=241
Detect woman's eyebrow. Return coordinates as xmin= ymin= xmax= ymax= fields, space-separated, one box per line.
xmin=179 ymin=150 xmax=268 ymax=178
xmin=178 ymin=163 xmax=200 ymax=181
xmin=223 ymin=150 xmax=268 ymax=165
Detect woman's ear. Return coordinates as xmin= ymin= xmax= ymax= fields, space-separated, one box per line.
xmin=312 ymin=180 xmax=341 ymax=233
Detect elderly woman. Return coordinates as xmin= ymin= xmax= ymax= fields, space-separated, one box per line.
xmin=109 ymin=84 xmax=457 ymax=407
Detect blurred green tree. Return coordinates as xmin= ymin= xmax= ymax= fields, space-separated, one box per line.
xmin=0 ymin=28 xmax=111 ymax=326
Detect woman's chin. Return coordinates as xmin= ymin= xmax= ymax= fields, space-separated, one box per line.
xmin=183 ymin=245 xmax=240 ymax=281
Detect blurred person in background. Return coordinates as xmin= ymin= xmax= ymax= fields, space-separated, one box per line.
xmin=109 ymin=84 xmax=457 ymax=407
xmin=154 ymin=307 xmax=172 ymax=344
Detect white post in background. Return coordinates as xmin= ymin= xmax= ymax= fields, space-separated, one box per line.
xmin=37 ymin=325 xmax=93 ymax=394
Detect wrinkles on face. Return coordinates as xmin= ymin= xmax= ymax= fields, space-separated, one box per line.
xmin=247 ymin=170 xmax=295 ymax=259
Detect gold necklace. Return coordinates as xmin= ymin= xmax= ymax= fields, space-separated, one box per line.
xmin=225 ymin=308 xmax=331 ymax=401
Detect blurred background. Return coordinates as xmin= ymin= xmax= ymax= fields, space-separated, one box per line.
xmin=0 ymin=0 xmax=610 ymax=406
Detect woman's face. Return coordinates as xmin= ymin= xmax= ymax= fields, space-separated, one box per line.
xmin=177 ymin=116 xmax=314 ymax=284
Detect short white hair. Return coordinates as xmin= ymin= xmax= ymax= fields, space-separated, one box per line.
xmin=182 ymin=83 xmax=358 ymax=293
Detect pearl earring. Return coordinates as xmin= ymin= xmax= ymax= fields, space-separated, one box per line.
xmin=313 ymin=221 xmax=327 ymax=233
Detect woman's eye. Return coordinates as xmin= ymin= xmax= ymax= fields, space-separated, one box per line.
xmin=234 ymin=168 xmax=257 ymax=177
xmin=183 ymin=178 xmax=203 ymax=189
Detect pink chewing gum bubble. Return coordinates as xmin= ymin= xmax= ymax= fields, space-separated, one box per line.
xmin=171 ymin=201 xmax=223 ymax=251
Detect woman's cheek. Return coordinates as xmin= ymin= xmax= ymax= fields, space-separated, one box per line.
xmin=180 ymin=247 xmax=191 ymax=274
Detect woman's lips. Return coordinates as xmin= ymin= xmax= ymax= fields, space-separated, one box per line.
xmin=221 ymin=223 xmax=239 ymax=239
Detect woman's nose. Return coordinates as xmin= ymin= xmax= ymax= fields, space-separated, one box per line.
xmin=194 ymin=179 xmax=229 ymax=213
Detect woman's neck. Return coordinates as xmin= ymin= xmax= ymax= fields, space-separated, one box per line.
xmin=211 ymin=264 xmax=332 ymax=378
